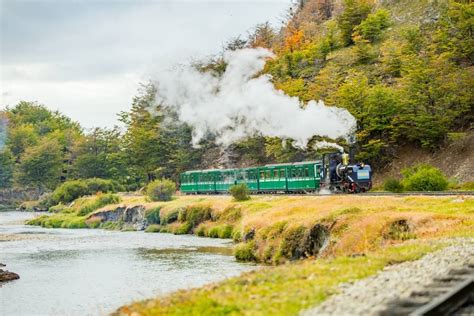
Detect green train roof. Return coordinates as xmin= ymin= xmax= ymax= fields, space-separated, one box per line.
xmin=181 ymin=161 xmax=322 ymax=175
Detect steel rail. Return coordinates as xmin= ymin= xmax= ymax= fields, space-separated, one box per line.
xmin=409 ymin=277 xmax=473 ymax=316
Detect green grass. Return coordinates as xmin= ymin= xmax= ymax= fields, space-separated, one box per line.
xmin=119 ymin=241 xmax=442 ymax=315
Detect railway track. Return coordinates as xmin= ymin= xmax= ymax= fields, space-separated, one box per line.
xmin=186 ymin=191 xmax=474 ymax=197
xmin=381 ymin=263 xmax=474 ymax=316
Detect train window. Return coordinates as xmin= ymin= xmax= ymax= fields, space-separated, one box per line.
xmin=304 ymin=168 xmax=309 ymax=177
xmin=280 ymin=169 xmax=285 ymax=178
xmin=266 ymin=170 xmax=271 ymax=179
xmin=260 ymin=171 xmax=264 ymax=179
xmin=273 ymin=170 xmax=278 ymax=178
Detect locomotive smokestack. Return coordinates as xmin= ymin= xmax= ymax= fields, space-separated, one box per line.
xmin=349 ymin=146 xmax=355 ymax=164
xmin=348 ymin=135 xmax=356 ymax=164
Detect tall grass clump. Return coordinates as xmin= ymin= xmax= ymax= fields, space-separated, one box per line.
xmin=401 ymin=164 xmax=448 ymax=191
xmin=77 ymin=193 xmax=120 ymax=216
xmin=383 ymin=178 xmax=404 ymax=193
xmin=229 ymin=184 xmax=250 ymax=201
xmin=146 ymin=179 xmax=176 ymax=201
xmin=145 ymin=207 xmax=161 ymax=224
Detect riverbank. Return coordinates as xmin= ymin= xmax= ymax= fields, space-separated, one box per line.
xmin=27 ymin=194 xmax=474 ymax=261
xmin=0 ymin=211 xmax=253 ymax=315
xmin=24 ymin=194 xmax=474 ymax=314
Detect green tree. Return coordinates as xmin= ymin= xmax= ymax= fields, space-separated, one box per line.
xmin=0 ymin=148 xmax=14 ymax=188
xmin=7 ymin=124 xmax=38 ymax=158
xmin=337 ymin=0 xmax=372 ymax=46
xmin=15 ymin=139 xmax=63 ymax=190
xmin=353 ymin=9 xmax=391 ymax=42
xmin=433 ymin=1 xmax=474 ymax=65
xmin=70 ymin=127 xmax=128 ymax=182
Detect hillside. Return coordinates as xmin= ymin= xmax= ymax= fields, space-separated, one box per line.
xmin=1 ymin=0 xmax=472 ymax=193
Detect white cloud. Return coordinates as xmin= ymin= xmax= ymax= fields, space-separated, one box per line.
xmin=1 ymin=0 xmax=292 ymax=128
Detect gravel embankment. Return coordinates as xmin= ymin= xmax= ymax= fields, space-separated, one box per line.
xmin=302 ymin=238 xmax=474 ymax=316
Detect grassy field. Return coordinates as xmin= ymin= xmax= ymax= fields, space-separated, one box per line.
xmin=116 ymin=241 xmax=447 ymax=315
xmin=113 ymin=194 xmax=472 ymax=315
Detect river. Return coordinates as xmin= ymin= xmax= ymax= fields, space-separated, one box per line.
xmin=0 ymin=211 xmax=255 ymax=315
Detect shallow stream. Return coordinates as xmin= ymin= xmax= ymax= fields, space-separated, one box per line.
xmin=0 ymin=211 xmax=254 ymax=315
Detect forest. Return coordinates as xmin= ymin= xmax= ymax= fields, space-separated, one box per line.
xmin=0 ymin=0 xmax=472 ymax=192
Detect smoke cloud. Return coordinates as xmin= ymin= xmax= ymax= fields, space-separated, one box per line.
xmin=154 ymin=48 xmax=356 ymax=148
xmin=313 ymin=140 xmax=344 ymax=153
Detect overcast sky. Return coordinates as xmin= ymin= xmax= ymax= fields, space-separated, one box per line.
xmin=1 ymin=0 xmax=292 ymax=128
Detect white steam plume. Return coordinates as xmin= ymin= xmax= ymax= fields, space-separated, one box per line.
xmin=313 ymin=140 xmax=344 ymax=153
xmin=154 ymin=48 xmax=356 ymax=148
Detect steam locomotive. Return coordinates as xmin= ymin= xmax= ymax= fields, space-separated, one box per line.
xmin=179 ymin=150 xmax=372 ymax=194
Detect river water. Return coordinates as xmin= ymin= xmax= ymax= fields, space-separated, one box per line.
xmin=0 ymin=212 xmax=255 ymax=315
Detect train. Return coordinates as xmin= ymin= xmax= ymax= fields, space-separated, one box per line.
xmin=179 ymin=151 xmax=372 ymax=194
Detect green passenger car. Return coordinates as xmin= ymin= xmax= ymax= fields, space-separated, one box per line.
xmin=179 ymin=161 xmax=322 ymax=194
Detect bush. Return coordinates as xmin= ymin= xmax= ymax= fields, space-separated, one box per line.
xmin=145 ymin=207 xmax=161 ymax=225
xmin=216 ymin=206 xmax=242 ymax=222
xmin=401 ymin=165 xmax=449 ymax=191
xmin=232 ymin=230 xmax=242 ymax=242
xmin=77 ymin=193 xmax=121 ymax=216
xmin=174 ymin=222 xmax=192 ymax=235
xmin=51 ymin=178 xmax=123 ymax=204
xmin=161 ymin=209 xmax=179 ymax=224
xmin=384 ymin=178 xmax=404 ymax=193
xmin=229 ymin=184 xmax=250 ymax=201
xmin=234 ymin=241 xmax=256 ymax=261
xmin=145 ymin=224 xmax=161 ymax=233
xmin=278 ymin=225 xmax=307 ymax=260
xmin=52 ymin=180 xmax=88 ymax=204
xmin=146 ymin=179 xmax=176 ymax=201
xmin=354 ymin=9 xmax=391 ymax=42
xmin=84 ymin=178 xmax=124 ymax=195
xmin=183 ymin=205 xmax=212 ymax=228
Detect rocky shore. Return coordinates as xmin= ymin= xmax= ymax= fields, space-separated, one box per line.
xmin=0 ymin=263 xmax=20 ymax=282
xmin=302 ymin=238 xmax=474 ymax=315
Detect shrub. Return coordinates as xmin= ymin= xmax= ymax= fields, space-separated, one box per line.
xmin=232 ymin=230 xmax=242 ymax=242
xmin=401 ymin=165 xmax=448 ymax=191
xmin=218 ymin=225 xmax=234 ymax=239
xmin=145 ymin=207 xmax=161 ymax=225
xmin=51 ymin=178 xmax=123 ymax=204
xmin=208 ymin=226 xmax=220 ymax=238
xmin=354 ymin=9 xmax=391 ymax=42
xmin=234 ymin=241 xmax=256 ymax=261
xmin=229 ymin=184 xmax=250 ymax=201
xmin=195 ymin=224 xmax=207 ymax=237
xmin=216 ymin=206 xmax=242 ymax=222
xmin=278 ymin=225 xmax=307 ymax=260
xmin=146 ymin=179 xmax=176 ymax=201
xmin=52 ymin=180 xmax=88 ymax=204
xmin=384 ymin=178 xmax=404 ymax=193
xmin=161 ymin=209 xmax=179 ymax=224
xmin=174 ymin=222 xmax=192 ymax=235
xmin=77 ymin=193 xmax=120 ymax=216
xmin=84 ymin=178 xmax=124 ymax=195
xmin=184 ymin=205 xmax=212 ymax=228
xmin=145 ymin=224 xmax=161 ymax=233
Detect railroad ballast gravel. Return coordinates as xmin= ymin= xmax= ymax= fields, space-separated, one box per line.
xmin=302 ymin=238 xmax=474 ymax=316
